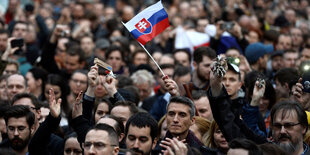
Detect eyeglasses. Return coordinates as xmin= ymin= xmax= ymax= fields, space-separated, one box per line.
xmin=7 ymin=126 xmax=28 ymax=133
xmin=83 ymin=142 xmax=117 ymax=150
xmin=64 ymin=148 xmax=82 ymax=155
xmin=272 ymin=122 xmax=301 ymax=130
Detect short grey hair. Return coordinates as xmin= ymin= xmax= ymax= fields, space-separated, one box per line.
xmin=167 ymin=96 xmax=196 ymax=118
xmin=130 ymin=69 xmax=155 ymax=86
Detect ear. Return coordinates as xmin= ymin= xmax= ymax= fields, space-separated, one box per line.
xmin=284 ymin=83 xmax=290 ymax=91
xmin=119 ymin=133 xmax=125 ymax=142
xmin=152 ymin=137 xmax=158 ymax=150
xmin=191 ymin=116 xmax=196 ymax=126
xmin=80 ymin=61 xmax=86 ymax=69
xmin=113 ymin=146 xmax=120 ymax=155
xmin=193 ymin=61 xmax=198 ymax=70
xmin=30 ymin=124 xmax=35 ymax=135
xmin=37 ymin=79 xmax=42 ymax=87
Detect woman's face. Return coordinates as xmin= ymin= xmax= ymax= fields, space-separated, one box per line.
xmin=64 ymin=137 xmax=82 ymax=155
xmin=213 ymin=128 xmax=229 ymax=151
xmin=26 ymin=72 xmax=37 ymax=93
xmin=94 ymin=102 xmax=109 ymax=123
xmin=259 ymin=98 xmax=270 ymax=113
xmin=44 ymin=84 xmax=62 ymax=100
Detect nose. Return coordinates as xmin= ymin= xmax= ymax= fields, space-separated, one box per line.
xmin=173 ymin=114 xmax=179 ymax=123
xmin=14 ymin=129 xmax=19 ymax=136
xmin=88 ymin=145 xmax=96 ymax=154
xmin=133 ymin=139 xmax=139 ymax=148
xmin=280 ymin=125 xmax=286 ymax=133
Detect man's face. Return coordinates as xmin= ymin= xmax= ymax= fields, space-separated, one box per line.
xmin=135 ymin=82 xmax=152 ymax=102
xmin=196 ymin=56 xmax=212 ymax=82
xmin=3 ymin=64 xmax=18 ymax=75
xmin=64 ymin=55 xmax=82 ymax=74
xmin=275 ymin=79 xmax=289 ymax=99
xmin=301 ymin=48 xmax=310 ymax=62
xmin=276 ymin=35 xmax=292 ymax=50
xmin=69 ymin=72 xmax=88 ymax=95
xmin=222 ymin=70 xmax=242 ymax=99
xmin=12 ymin=23 xmax=28 ymax=39
xmin=107 ymin=50 xmax=123 ymax=72
xmin=272 ymin=56 xmax=284 ymax=71
xmin=272 ymin=109 xmax=305 ymax=154
xmin=174 ymin=52 xmax=190 ymax=67
xmin=80 ymin=37 xmax=95 ymax=57
xmin=110 ymin=106 xmax=131 ymax=127
xmin=290 ymin=28 xmax=303 ymax=47
xmin=133 ymin=52 xmax=148 ymax=66
xmin=283 ymin=52 xmax=298 ymax=68
xmin=0 ymin=33 xmax=8 ymax=52
xmin=7 ymin=117 xmax=33 ymax=151
xmin=166 ymin=103 xmax=194 ymax=137
xmin=126 ymin=125 xmax=156 ymax=155
xmin=7 ymin=74 xmax=27 ymax=100
xmin=193 ymin=96 xmax=213 ymax=121
xmin=84 ymin=130 xmax=119 ymax=155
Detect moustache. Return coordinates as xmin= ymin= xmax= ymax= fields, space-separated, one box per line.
xmin=131 ymin=148 xmax=144 ymax=154
xmin=278 ymin=134 xmax=291 ymax=141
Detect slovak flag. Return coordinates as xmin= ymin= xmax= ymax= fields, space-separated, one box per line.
xmin=123 ymin=1 xmax=170 ymax=45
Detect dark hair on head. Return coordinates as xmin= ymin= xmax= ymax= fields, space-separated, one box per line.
xmin=125 ymin=112 xmax=158 ymax=141
xmin=229 ymin=138 xmax=263 ymax=155
xmin=168 ymin=96 xmax=195 ymax=118
xmin=0 ymin=103 xmax=10 ymax=118
xmin=193 ymin=47 xmax=216 ymax=64
xmin=64 ymin=132 xmax=78 ymax=144
xmin=283 ymin=48 xmax=297 ymax=54
xmin=105 ymin=45 xmax=125 ymax=61
xmin=258 ymin=143 xmax=286 ymax=155
xmin=66 ymin=45 xmax=86 ymax=63
xmin=113 ymin=101 xmax=138 ymax=116
xmin=116 ymin=75 xmax=133 ymax=88
xmin=28 ymin=67 xmax=48 ymax=94
xmin=123 ymin=86 xmax=140 ymax=105
xmin=11 ymin=93 xmax=41 ymax=109
xmin=132 ymin=48 xmax=148 ymax=63
xmin=0 ymin=74 xmax=9 ymax=82
xmin=173 ymin=48 xmax=191 ymax=64
xmin=4 ymin=105 xmax=35 ymax=128
xmin=91 ymin=123 xmax=119 ymax=146
xmin=270 ymin=100 xmax=308 ymax=133
xmin=192 ymin=90 xmax=208 ymax=100
xmin=93 ymin=98 xmax=112 ymax=122
xmin=173 ymin=65 xmax=191 ymax=79
xmin=44 ymin=74 xmax=69 ymax=114
xmin=274 ymin=68 xmax=299 ymax=86
xmin=100 ymin=114 xmax=124 ymax=137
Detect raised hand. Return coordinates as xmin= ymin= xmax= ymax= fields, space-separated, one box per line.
xmin=291 ymin=78 xmax=305 ymax=104
xmin=1 ymin=37 xmax=20 ymax=61
xmin=250 ymin=79 xmax=266 ymax=107
xmin=162 ymin=76 xmax=180 ymax=96
xmin=88 ymin=65 xmax=99 ymax=87
xmin=72 ymin=91 xmax=83 ymax=119
xmin=103 ymin=75 xmax=117 ymax=97
xmin=48 ymin=88 xmax=62 ymax=118
xmin=160 ymin=137 xmax=188 ymax=155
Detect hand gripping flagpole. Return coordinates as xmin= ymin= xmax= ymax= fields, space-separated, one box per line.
xmin=121 ymin=21 xmax=166 ymax=78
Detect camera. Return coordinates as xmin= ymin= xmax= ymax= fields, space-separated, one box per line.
xmin=220 ymin=22 xmax=235 ymax=31
xmin=300 ymin=61 xmax=310 ymax=93
xmin=10 ymin=38 xmax=24 ymax=55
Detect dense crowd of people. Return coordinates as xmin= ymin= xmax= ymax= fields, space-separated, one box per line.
xmin=0 ymin=0 xmax=310 ymax=155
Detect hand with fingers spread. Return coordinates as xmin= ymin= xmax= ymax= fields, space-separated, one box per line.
xmin=162 ymin=76 xmax=180 ymax=96
xmin=250 ymin=79 xmax=266 ymax=107
xmin=72 ymin=91 xmax=83 ymax=119
xmin=160 ymin=137 xmax=188 ymax=155
xmin=103 ymin=75 xmax=117 ymax=97
xmin=48 ymin=88 xmax=62 ymax=118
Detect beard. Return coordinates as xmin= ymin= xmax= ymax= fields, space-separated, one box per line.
xmin=130 ymin=145 xmax=152 ymax=155
xmin=9 ymin=134 xmax=30 ymax=151
xmin=276 ymin=133 xmax=301 ymax=154
xmin=197 ymin=67 xmax=209 ymax=82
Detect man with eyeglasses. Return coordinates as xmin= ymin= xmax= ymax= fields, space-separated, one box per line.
xmin=84 ymin=123 xmax=120 ymax=155
xmin=0 ymin=105 xmax=35 ymax=155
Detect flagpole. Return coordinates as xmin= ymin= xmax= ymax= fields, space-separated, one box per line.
xmin=121 ymin=21 xmax=166 ymax=77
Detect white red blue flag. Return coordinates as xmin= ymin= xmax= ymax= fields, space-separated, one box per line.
xmin=123 ymin=1 xmax=169 ymax=45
